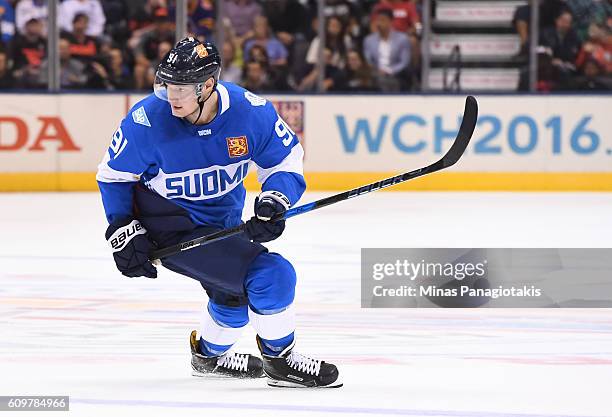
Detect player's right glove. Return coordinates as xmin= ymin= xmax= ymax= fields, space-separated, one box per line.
xmin=105 ymin=218 xmax=157 ymax=278
xmin=245 ymin=191 xmax=290 ymax=243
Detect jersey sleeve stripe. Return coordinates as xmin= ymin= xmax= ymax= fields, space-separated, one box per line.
xmin=96 ymin=153 xmax=140 ymax=183
xmin=254 ymin=143 xmax=304 ymax=185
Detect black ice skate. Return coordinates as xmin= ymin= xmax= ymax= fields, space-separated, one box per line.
xmin=256 ymin=335 xmax=342 ymax=388
xmin=190 ymin=330 xmax=264 ymax=378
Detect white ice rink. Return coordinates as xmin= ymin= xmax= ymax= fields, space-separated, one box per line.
xmin=1 ymin=191 xmax=611 ymax=417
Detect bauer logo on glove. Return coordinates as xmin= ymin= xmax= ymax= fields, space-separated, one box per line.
xmin=105 ymin=218 xmax=157 ymax=279
xmin=107 ymin=220 xmax=147 ymax=252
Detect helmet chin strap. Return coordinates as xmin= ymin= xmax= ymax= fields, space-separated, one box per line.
xmin=186 ymin=81 xmax=217 ymax=125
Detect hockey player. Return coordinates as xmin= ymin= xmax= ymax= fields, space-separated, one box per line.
xmin=97 ymin=37 xmax=341 ymax=388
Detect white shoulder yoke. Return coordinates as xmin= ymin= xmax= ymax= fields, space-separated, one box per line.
xmin=217 ymin=83 xmax=230 ymax=115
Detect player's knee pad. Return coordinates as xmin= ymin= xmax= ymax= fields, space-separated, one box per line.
xmin=207 ymin=301 xmax=249 ymax=328
xmin=245 ymin=252 xmax=296 ymax=312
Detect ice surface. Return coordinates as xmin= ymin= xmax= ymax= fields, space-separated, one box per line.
xmin=1 ymin=192 xmax=611 ymax=417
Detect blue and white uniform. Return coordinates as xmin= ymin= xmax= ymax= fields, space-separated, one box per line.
xmin=97 ymin=81 xmax=305 ymax=356
xmin=97 ymin=81 xmax=305 ymax=225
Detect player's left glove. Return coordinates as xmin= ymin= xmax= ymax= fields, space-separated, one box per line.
xmin=245 ymin=191 xmax=290 ymax=243
xmin=105 ymin=218 xmax=158 ymax=278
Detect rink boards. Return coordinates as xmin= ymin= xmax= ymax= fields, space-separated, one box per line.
xmin=0 ymin=93 xmax=610 ymax=191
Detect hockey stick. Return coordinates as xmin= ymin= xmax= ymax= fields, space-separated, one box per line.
xmin=150 ymin=96 xmax=478 ymax=261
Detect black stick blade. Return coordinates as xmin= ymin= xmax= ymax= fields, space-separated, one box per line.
xmin=440 ymin=95 xmax=478 ymax=169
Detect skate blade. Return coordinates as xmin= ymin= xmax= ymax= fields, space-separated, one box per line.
xmin=266 ymin=377 xmax=343 ymax=388
xmin=192 ymin=370 xmax=266 ymax=379
xmin=192 ymin=370 xmax=234 ymax=379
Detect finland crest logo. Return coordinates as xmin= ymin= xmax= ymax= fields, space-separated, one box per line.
xmin=132 ymin=106 xmax=151 ymax=127
xmin=226 ymin=136 xmax=249 ymax=158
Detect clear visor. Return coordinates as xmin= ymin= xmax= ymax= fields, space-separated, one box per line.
xmin=154 ymin=75 xmax=199 ymax=102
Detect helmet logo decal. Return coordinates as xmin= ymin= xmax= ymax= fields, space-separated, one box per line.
xmin=195 ymin=44 xmax=208 ymax=58
xmin=167 ymin=52 xmax=177 ymax=64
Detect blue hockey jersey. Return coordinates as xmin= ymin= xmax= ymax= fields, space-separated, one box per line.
xmin=97 ymin=82 xmax=306 ymax=228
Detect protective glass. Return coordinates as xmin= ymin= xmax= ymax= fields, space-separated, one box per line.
xmin=153 ymin=75 xmax=199 ymax=102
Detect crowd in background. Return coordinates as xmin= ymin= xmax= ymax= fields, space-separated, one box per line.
xmin=0 ymin=0 xmax=423 ymax=92
xmin=0 ymin=0 xmax=609 ymax=92
xmin=513 ymin=0 xmax=612 ymax=91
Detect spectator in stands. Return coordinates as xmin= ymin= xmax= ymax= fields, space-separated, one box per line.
xmin=370 ymin=0 xmax=420 ymax=35
xmin=261 ymin=0 xmax=309 ymax=86
xmin=220 ymin=18 xmax=245 ymax=67
xmin=100 ymin=0 xmax=129 ymax=46
xmin=343 ymin=48 xmax=376 ymax=91
xmin=242 ymin=59 xmax=276 ymax=92
xmin=106 ymin=47 xmax=134 ymax=90
xmin=306 ymin=0 xmax=366 ymax=48
xmin=87 ymin=59 xmax=113 ymax=89
xmin=62 ymin=12 xmax=114 ymax=88
xmin=262 ymin=0 xmax=309 ymax=48
xmin=575 ymin=23 xmax=612 ymax=75
xmin=188 ymin=0 xmax=215 ymax=42
xmin=248 ymin=44 xmax=269 ymax=65
xmin=297 ymin=47 xmax=346 ymax=92
xmin=307 ymin=0 xmax=361 ymax=24
xmin=126 ymin=1 xmax=166 ymax=51
xmin=305 ymin=15 xmax=352 ymax=69
xmin=225 ymin=0 xmax=262 ymax=47
xmin=221 ymin=40 xmax=241 ymax=83
xmin=60 ymin=0 xmax=106 ymax=38
xmin=246 ymin=43 xmax=290 ymax=89
xmin=539 ymin=10 xmax=581 ymax=80
xmin=513 ymin=0 xmax=569 ymax=57
xmin=89 ymin=47 xmax=134 ymax=90
xmin=126 ymin=0 xmax=159 ymax=31
xmin=363 ymin=7 xmax=411 ymax=91
xmin=570 ymin=57 xmax=612 ymax=90
xmin=39 ymin=38 xmax=87 ymax=89
xmin=15 ymin=0 xmax=47 ymax=36
xmin=0 ymin=48 xmax=14 ymax=88
xmin=62 ymin=13 xmax=100 ymax=64
xmin=243 ymin=15 xmax=288 ymax=67
xmin=539 ymin=0 xmax=569 ymax=28
xmin=132 ymin=6 xmax=175 ymax=89
xmin=134 ymin=6 xmax=175 ymax=63
xmin=12 ymin=17 xmax=46 ymax=88
xmin=370 ymin=0 xmax=421 ymax=72
xmin=532 ymin=47 xmax=558 ymax=92
xmin=565 ymin=0 xmax=612 ymax=43
xmin=132 ymin=61 xmax=148 ymax=90
xmin=513 ymin=4 xmax=530 ymax=57
xmin=0 ymin=0 xmax=15 ymax=44
xmin=144 ymin=39 xmax=173 ymax=86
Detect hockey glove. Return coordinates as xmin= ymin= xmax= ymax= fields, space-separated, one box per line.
xmin=105 ymin=218 xmax=157 ymax=278
xmin=245 ymin=191 xmax=290 ymax=243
